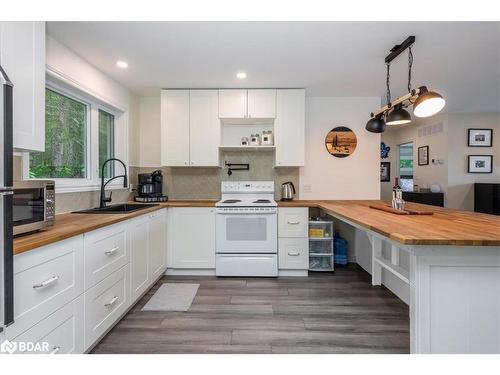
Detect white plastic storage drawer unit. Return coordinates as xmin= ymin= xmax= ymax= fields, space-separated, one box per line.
xmin=6 ymin=236 xmax=84 ymax=339
xmin=84 ymin=264 xmax=130 ymax=350
xmin=278 ymin=238 xmax=309 ymax=270
xmin=13 ymin=295 xmax=84 ymax=354
xmin=83 ymin=221 xmax=128 ymax=290
xmin=278 ymin=207 xmax=308 ymax=238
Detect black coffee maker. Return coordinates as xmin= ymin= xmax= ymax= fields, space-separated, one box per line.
xmin=135 ymin=170 xmax=168 ymax=202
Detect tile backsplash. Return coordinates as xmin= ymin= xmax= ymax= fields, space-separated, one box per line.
xmin=15 ymin=151 xmax=299 ymax=214
xmin=131 ymin=151 xmax=300 ymax=200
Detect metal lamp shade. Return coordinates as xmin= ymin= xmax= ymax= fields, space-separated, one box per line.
xmin=386 ymin=106 xmax=411 ymax=125
xmin=413 ymin=90 xmax=445 ymax=117
xmin=365 ymin=116 xmax=386 ymax=133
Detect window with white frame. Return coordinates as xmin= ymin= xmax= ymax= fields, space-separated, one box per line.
xmin=27 ymin=83 xmax=126 ymax=192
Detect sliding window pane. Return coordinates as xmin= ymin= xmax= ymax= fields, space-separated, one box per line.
xmin=29 ymin=88 xmax=87 ymax=178
xmin=99 ymin=109 xmax=115 ymax=178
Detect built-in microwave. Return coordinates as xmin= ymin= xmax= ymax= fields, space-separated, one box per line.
xmin=13 ymin=180 xmax=55 ymax=235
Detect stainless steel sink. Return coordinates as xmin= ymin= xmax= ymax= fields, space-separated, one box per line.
xmin=72 ymin=203 xmax=159 ymax=214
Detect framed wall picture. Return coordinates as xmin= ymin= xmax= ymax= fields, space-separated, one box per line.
xmin=380 ymin=162 xmax=391 ymax=182
xmin=468 ymin=155 xmax=493 ymax=173
xmin=468 ymin=128 xmax=492 ymax=147
xmin=325 ymin=126 xmax=357 ymax=158
xmin=418 ymin=146 xmax=429 ymax=166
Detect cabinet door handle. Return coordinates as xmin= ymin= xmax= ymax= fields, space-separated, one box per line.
xmin=105 ymin=246 xmax=119 ymax=256
xmin=288 ymin=252 xmax=300 ymax=256
xmin=105 ymin=296 xmax=119 ymax=308
xmin=33 ymin=275 xmax=59 ymax=289
xmin=287 ymin=221 xmax=300 ymax=225
xmin=50 ymin=346 xmax=61 ymax=354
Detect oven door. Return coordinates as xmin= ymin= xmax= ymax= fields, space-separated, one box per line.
xmin=216 ymin=211 xmax=277 ymax=254
xmin=12 ymin=187 xmax=46 ymax=235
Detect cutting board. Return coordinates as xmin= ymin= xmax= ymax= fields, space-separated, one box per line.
xmin=369 ymin=204 xmax=434 ymax=215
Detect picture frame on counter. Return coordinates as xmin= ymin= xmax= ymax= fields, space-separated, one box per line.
xmin=468 ymin=155 xmax=493 ymax=173
xmin=468 ymin=128 xmax=492 ymax=147
xmin=380 ymin=162 xmax=391 ymax=182
xmin=418 ymin=145 xmax=429 ymax=166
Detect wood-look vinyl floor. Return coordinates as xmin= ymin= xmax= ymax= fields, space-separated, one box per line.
xmin=91 ymin=265 xmax=410 ymax=354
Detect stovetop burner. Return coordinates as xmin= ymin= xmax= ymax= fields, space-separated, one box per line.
xmin=222 ymin=199 xmax=242 ymax=204
xmin=253 ymin=199 xmax=271 ymax=203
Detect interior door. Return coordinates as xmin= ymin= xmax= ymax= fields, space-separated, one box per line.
xmin=161 ymin=90 xmax=190 ymax=166
xmin=189 ymin=90 xmax=220 ymax=166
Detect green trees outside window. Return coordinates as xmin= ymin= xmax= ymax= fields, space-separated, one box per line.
xmin=99 ymin=109 xmax=115 ymax=178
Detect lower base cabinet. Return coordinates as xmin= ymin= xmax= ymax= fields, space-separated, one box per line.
xmin=13 ymin=294 xmax=84 ymax=354
xmin=84 ymin=264 xmax=130 ymax=351
xmin=278 ymin=238 xmax=309 ymax=270
xmin=129 ymin=215 xmax=151 ymax=302
xmin=168 ymin=208 xmax=215 ymax=269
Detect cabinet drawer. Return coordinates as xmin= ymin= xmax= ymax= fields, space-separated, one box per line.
xmin=84 ymin=222 xmax=128 ymax=290
xmin=13 ymin=295 xmax=84 ymax=354
xmin=278 ymin=208 xmax=309 ymax=237
xmin=278 ymin=238 xmax=309 ymax=270
xmin=7 ymin=236 xmax=84 ymax=339
xmin=84 ymin=265 xmax=129 ymax=350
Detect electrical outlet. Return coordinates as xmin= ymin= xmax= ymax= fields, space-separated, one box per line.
xmin=302 ymin=184 xmax=312 ymax=194
xmin=129 ymin=183 xmax=134 ymax=193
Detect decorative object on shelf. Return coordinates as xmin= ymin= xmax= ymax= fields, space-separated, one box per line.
xmin=468 ymin=155 xmax=493 ymax=173
xmin=224 ymin=161 xmax=250 ymax=176
xmin=261 ymin=130 xmax=274 ymax=146
xmin=430 ymin=184 xmax=441 ymax=193
xmin=240 ymin=136 xmax=249 ymax=146
xmin=380 ymin=142 xmax=391 ymax=159
xmin=365 ymin=36 xmax=445 ymax=133
xmin=380 ymin=162 xmax=391 ymax=182
xmin=249 ymin=133 xmax=261 ymax=146
xmin=325 ymin=126 xmax=357 ymax=158
xmin=468 ymin=128 xmax=492 ymax=147
xmin=418 ymin=145 xmax=429 ymax=166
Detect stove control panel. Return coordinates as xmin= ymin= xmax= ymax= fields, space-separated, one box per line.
xmin=221 ymin=181 xmax=274 ymax=193
xmin=216 ymin=207 xmax=277 ymax=214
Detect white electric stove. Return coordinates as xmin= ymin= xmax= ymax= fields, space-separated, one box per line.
xmin=215 ymin=181 xmax=278 ymax=277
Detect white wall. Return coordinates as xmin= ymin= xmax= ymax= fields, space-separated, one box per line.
xmin=138 ymin=97 xmax=162 ymax=167
xmin=447 ymin=112 xmax=500 ymax=210
xmin=299 ymin=97 xmax=381 ymax=200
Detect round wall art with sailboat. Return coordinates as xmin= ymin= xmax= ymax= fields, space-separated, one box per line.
xmin=325 ymin=126 xmax=357 ymax=158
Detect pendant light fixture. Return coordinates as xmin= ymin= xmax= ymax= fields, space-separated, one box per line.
xmin=366 ymin=36 xmax=446 ymax=133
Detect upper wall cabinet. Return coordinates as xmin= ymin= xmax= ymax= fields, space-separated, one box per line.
xmin=275 ymin=89 xmax=306 ymax=167
xmin=219 ymin=89 xmax=276 ymax=119
xmin=161 ymin=89 xmax=220 ymax=167
xmin=0 ymin=22 xmax=45 ymax=152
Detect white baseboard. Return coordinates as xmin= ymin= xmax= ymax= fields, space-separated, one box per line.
xmin=165 ymin=269 xmax=216 ymax=276
xmin=278 ymin=270 xmax=309 ymax=277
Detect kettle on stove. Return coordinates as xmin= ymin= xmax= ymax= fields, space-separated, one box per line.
xmin=281 ymin=181 xmax=296 ymax=201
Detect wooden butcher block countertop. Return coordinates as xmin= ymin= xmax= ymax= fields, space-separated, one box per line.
xmin=289 ymin=200 xmax=500 ymax=246
xmin=13 ymin=200 xmax=217 ymax=255
xmin=13 ymin=199 xmax=500 ymax=255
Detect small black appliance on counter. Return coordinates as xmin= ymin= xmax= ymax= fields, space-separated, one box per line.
xmin=134 ymin=170 xmax=168 ymax=202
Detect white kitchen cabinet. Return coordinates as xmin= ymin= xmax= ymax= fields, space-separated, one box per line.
xmin=279 ymin=238 xmax=309 ymax=270
xmin=247 ymin=89 xmax=276 ymax=118
xmin=219 ymin=89 xmax=276 ymax=119
xmin=161 ymin=89 xmax=220 ymax=167
xmin=218 ymin=89 xmax=247 ymax=118
xmin=150 ymin=209 xmax=167 ymax=281
xmin=275 ymin=89 xmax=305 ymax=167
xmin=128 ymin=215 xmax=151 ymax=302
xmin=278 ymin=207 xmax=309 ymax=237
xmin=189 ymin=90 xmax=220 ymax=166
xmin=0 ymin=22 xmax=45 ymax=152
xmin=14 ymin=295 xmax=84 ymax=354
xmin=6 ymin=236 xmax=84 ymax=340
xmin=161 ymin=90 xmax=190 ymax=166
xmin=169 ymin=207 xmax=216 ymax=269
xmin=278 ymin=207 xmax=309 ymax=273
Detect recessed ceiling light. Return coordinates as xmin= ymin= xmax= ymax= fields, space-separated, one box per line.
xmin=236 ymin=72 xmax=247 ymax=80
xmin=116 ymin=60 xmax=128 ymax=69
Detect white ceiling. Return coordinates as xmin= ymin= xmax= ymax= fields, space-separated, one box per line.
xmin=47 ymin=22 xmax=500 ymax=113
